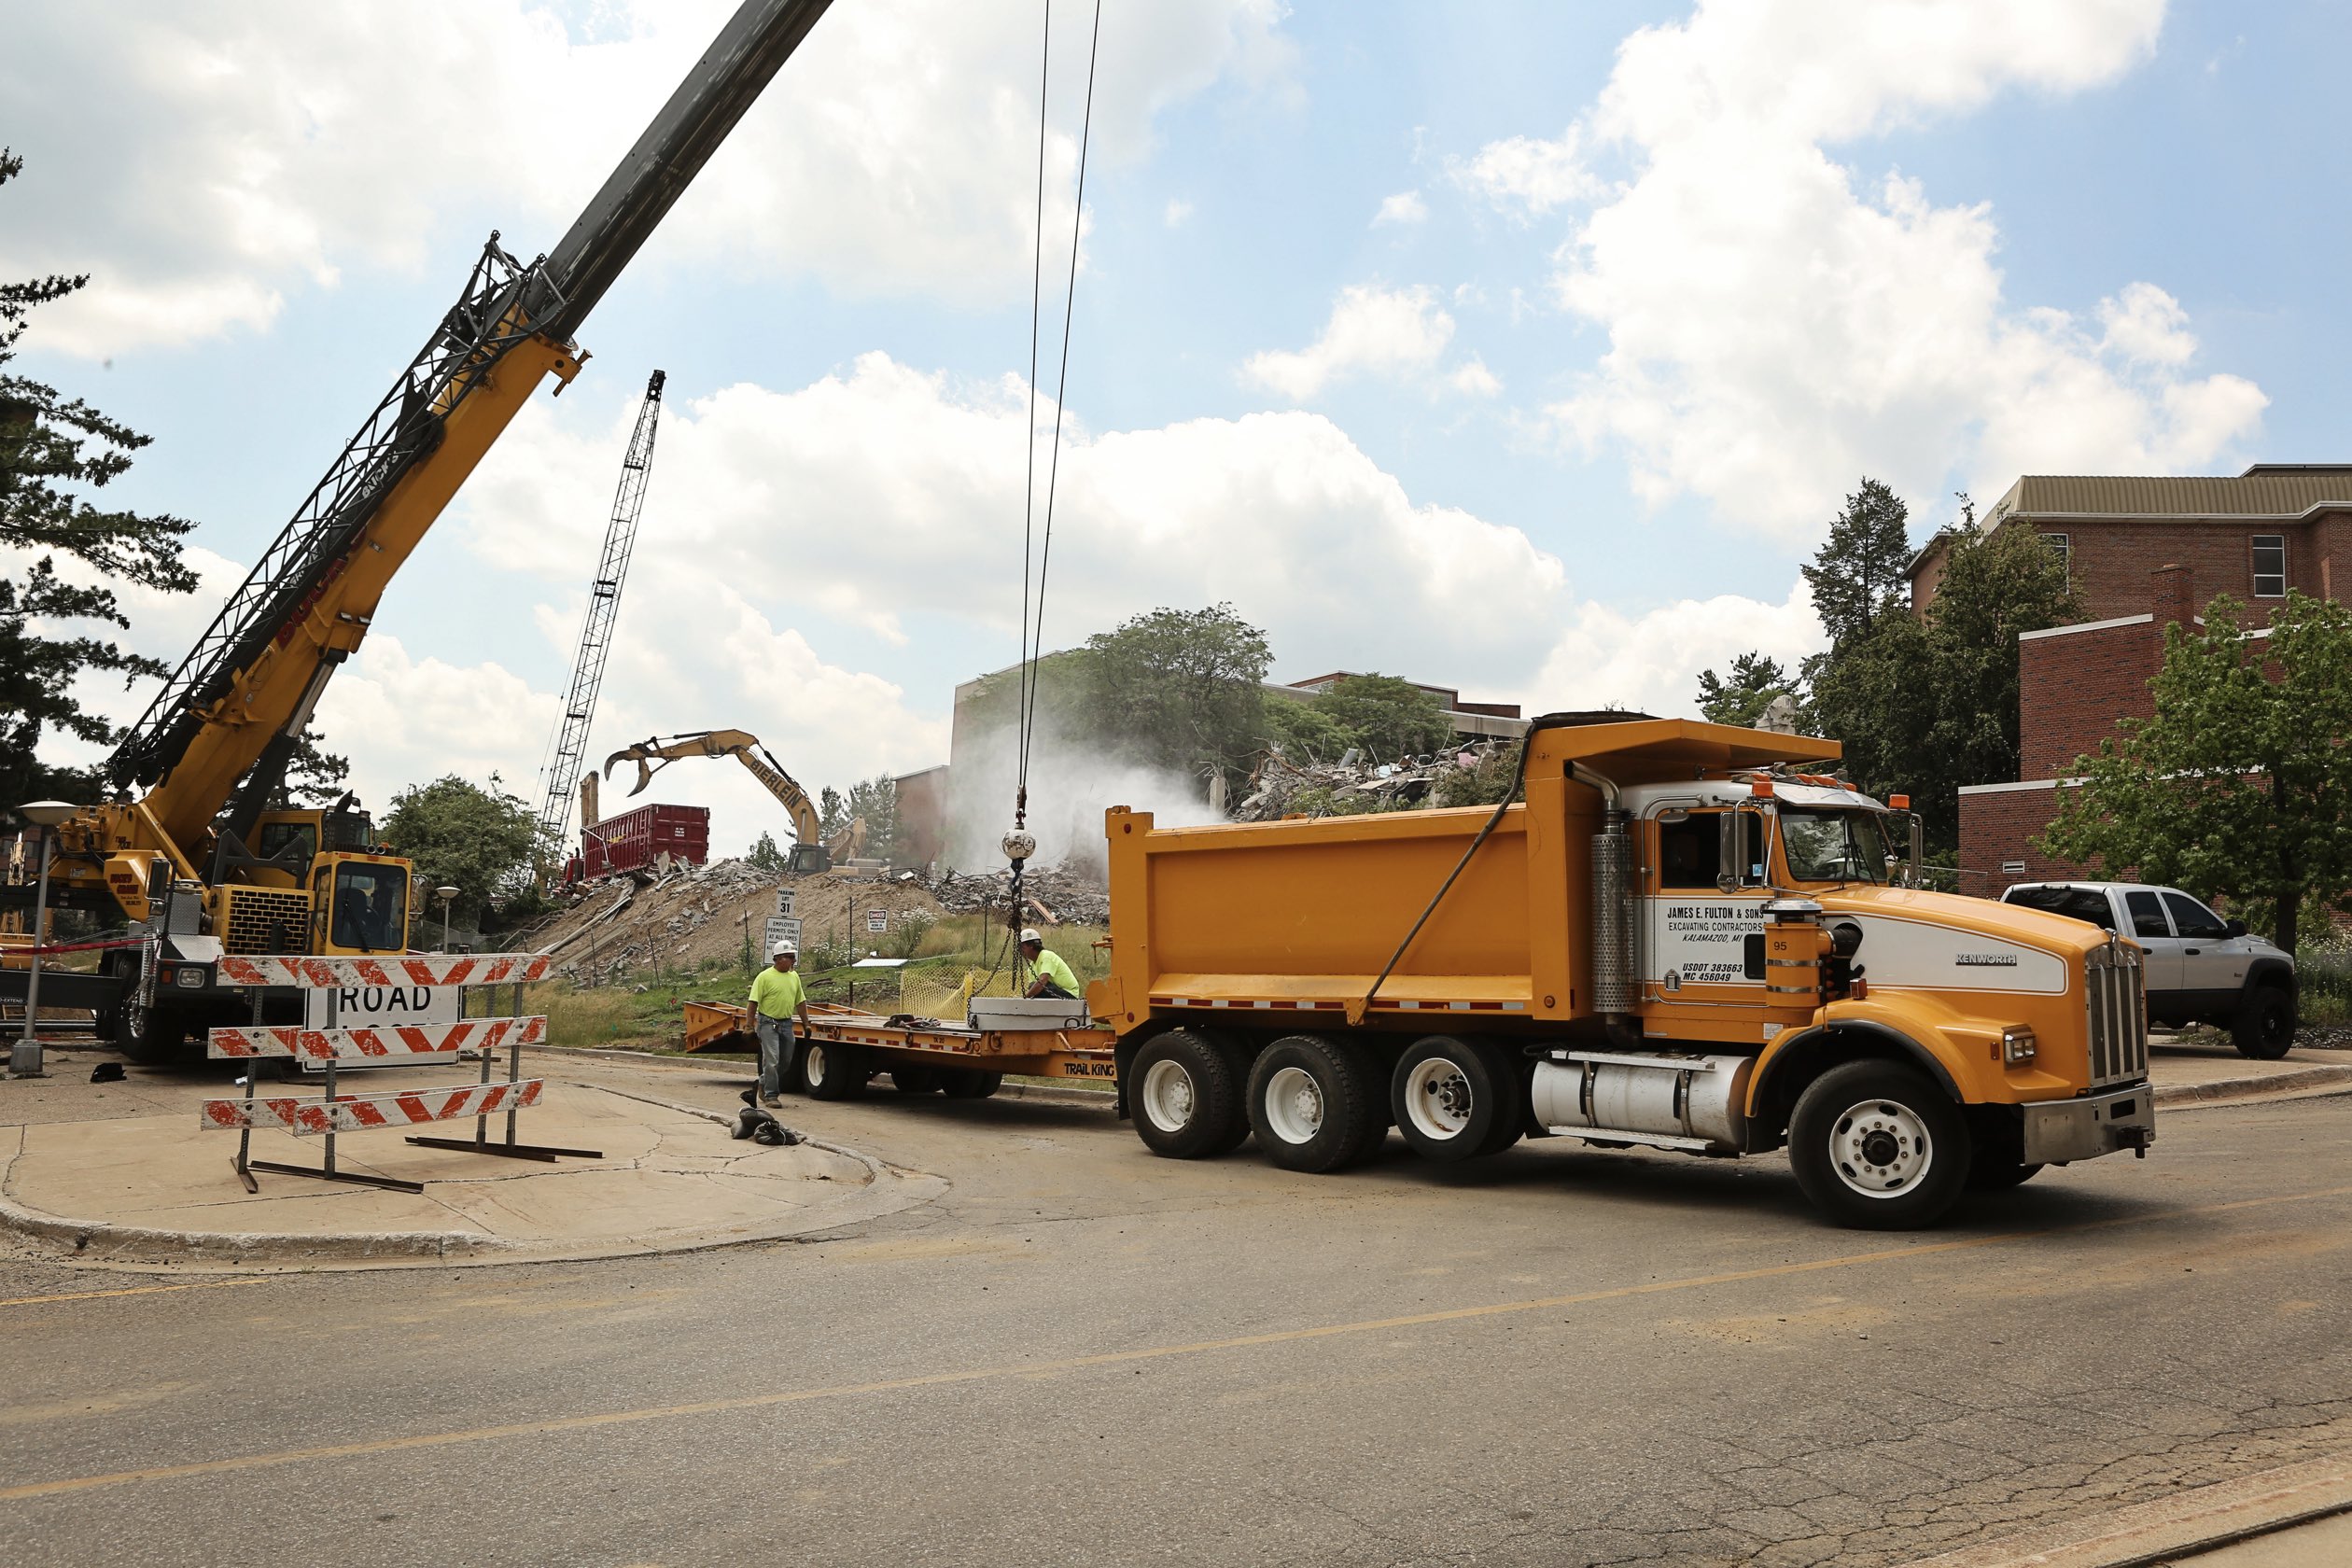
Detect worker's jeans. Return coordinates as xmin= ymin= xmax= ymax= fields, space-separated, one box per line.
xmin=756 ymin=1015 xmax=796 ymax=1099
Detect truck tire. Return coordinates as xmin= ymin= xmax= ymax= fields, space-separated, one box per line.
xmin=112 ymin=983 xmax=185 ymax=1067
xmin=800 ymin=1039 xmax=869 ymax=1100
xmin=889 ymin=1066 xmax=945 ymax=1095
xmin=939 ymin=1070 xmax=1003 ymax=1100
xmin=1129 ymin=1029 xmax=1249 ymax=1158
xmin=1786 ymin=1059 xmax=1969 ymax=1230
xmin=1392 ymin=1036 xmax=1522 ymax=1163
xmin=1246 ymin=1034 xmax=1384 ymax=1173
xmin=2231 ymin=984 xmax=2296 ymax=1060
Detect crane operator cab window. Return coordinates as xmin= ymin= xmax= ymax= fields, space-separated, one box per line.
xmin=327 ymin=864 xmax=409 ymax=952
xmin=255 ymin=820 xmax=318 ymax=870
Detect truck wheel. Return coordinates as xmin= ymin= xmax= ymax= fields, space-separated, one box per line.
xmin=939 ymin=1070 xmax=1003 ymax=1100
xmin=889 ymin=1066 xmax=944 ymax=1095
xmin=1786 ymin=1060 xmax=1969 ymax=1230
xmin=801 ymin=1040 xmax=869 ymax=1100
xmin=112 ymin=987 xmax=185 ymax=1067
xmin=2231 ymin=985 xmax=2296 ymax=1060
xmin=1246 ymin=1034 xmax=1383 ymax=1173
xmin=1392 ymin=1036 xmax=1522 ymax=1163
xmin=1129 ymin=1029 xmax=1249 ymax=1158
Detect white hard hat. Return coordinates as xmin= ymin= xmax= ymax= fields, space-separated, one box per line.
xmin=1019 ymin=927 xmax=1043 ymax=945
xmin=771 ymin=942 xmax=796 ymax=958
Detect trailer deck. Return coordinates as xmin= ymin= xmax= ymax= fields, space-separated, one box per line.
xmin=683 ymin=999 xmax=1116 ymax=1087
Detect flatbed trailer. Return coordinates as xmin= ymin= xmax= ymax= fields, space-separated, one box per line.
xmin=683 ymin=999 xmax=1116 ymax=1099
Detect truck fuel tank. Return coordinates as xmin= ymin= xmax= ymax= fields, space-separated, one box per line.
xmin=1530 ymin=1050 xmax=1754 ymax=1154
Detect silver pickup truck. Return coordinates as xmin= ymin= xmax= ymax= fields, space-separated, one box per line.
xmin=1999 ymin=881 xmax=2298 ymax=1059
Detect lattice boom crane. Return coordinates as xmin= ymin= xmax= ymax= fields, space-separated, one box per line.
xmin=537 ymin=369 xmax=667 ymax=856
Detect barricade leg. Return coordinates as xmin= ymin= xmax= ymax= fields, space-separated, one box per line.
xmin=407 ymin=978 xmax=602 ymax=1162
xmin=232 ymin=990 xmax=262 ymax=1194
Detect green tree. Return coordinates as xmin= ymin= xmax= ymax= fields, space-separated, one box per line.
xmin=836 ymin=774 xmax=899 ymax=860
xmin=381 ymin=773 xmax=539 ymax=917
xmin=1809 ymin=509 xmax=2079 ymax=851
xmin=1694 ymin=651 xmax=1799 ymax=728
xmin=1262 ymin=692 xmax=1356 ymax=762
xmin=0 ymin=148 xmax=198 ymax=806
xmin=1314 ymin=674 xmax=1452 ymax=762
xmin=267 ymin=727 xmax=349 ymax=809
xmin=1802 ymin=478 xmax=1913 ymax=645
xmin=747 ymin=831 xmax=787 ymax=874
xmin=2042 ymin=593 xmax=2352 ymax=956
xmin=1081 ymin=603 xmax=1272 ymax=791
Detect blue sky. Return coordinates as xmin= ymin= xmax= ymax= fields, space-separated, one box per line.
xmin=6 ymin=0 xmax=2345 ymax=859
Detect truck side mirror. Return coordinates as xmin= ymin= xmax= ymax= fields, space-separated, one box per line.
xmin=2225 ymin=917 xmax=2247 ymax=938
xmin=1717 ymin=811 xmax=1739 ymax=891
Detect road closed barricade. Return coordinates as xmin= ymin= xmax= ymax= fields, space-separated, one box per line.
xmin=201 ymin=952 xmax=595 ymax=1195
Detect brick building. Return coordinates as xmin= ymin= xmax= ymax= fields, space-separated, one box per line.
xmin=1921 ymin=467 xmax=2352 ymax=897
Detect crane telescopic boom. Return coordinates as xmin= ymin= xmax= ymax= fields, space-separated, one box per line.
xmin=536 ymin=370 xmax=667 ymax=856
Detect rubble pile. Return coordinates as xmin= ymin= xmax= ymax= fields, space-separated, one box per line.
xmin=1232 ymin=741 xmax=1518 ymax=822
xmin=923 ymin=862 xmax=1110 ymax=927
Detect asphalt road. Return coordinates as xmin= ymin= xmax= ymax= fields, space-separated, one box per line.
xmin=4 ymin=1062 xmax=2350 ymax=1568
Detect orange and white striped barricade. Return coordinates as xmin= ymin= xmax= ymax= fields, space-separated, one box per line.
xmin=203 ymin=952 xmax=596 ymax=1194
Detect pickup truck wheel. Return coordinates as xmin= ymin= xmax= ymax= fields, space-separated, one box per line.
xmin=939 ymin=1070 xmax=1002 ymax=1100
xmin=1392 ymin=1036 xmax=1521 ymax=1162
xmin=1129 ymin=1029 xmax=1248 ymax=1158
xmin=2231 ymin=985 xmax=2296 ymax=1061
xmin=1787 ymin=1060 xmax=1969 ymax=1230
xmin=1247 ymin=1034 xmax=1383 ymax=1173
xmin=801 ymin=1040 xmax=869 ymax=1100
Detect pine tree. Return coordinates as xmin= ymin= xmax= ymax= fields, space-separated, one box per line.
xmin=1 ymin=148 xmax=198 ymax=806
xmin=1801 ymin=478 xmax=1913 ymax=647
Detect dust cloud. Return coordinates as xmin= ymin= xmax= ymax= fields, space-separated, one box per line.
xmin=944 ymin=718 xmax=1222 ymax=875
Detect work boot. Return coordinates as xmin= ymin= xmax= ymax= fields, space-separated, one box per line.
xmin=762 ymin=1094 xmax=784 ymax=1108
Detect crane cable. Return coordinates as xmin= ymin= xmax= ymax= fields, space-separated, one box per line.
xmin=1002 ymin=0 xmax=1102 ymax=977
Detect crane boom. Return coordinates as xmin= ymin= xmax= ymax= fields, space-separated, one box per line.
xmin=105 ymin=0 xmax=834 ymax=845
xmin=536 ymin=370 xmax=667 ymax=853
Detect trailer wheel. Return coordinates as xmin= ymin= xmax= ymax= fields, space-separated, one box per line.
xmin=889 ymin=1066 xmax=944 ymax=1095
xmin=1786 ymin=1060 xmax=1969 ymax=1230
xmin=1246 ymin=1034 xmax=1383 ymax=1173
xmin=939 ymin=1071 xmax=1002 ymax=1100
xmin=1392 ymin=1036 xmax=1523 ymax=1162
xmin=1129 ymin=1029 xmax=1249 ymax=1159
xmin=801 ymin=1040 xmax=869 ymax=1100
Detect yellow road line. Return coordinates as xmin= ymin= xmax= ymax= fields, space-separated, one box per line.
xmin=0 ymin=1278 xmax=267 ymax=1310
xmin=6 ymin=1182 xmax=2349 ymax=1504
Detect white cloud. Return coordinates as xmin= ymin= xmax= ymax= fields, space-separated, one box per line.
xmin=1373 ymin=190 xmax=1430 ymax=227
xmin=1447 ymin=357 xmax=1503 ymax=399
xmin=1242 ymin=284 xmax=1457 ymax=399
xmin=1 ymin=0 xmax=1294 ymax=357
xmin=1466 ymin=0 xmax=2265 ymax=542
xmin=1533 ymin=580 xmax=1827 ymax=719
xmin=1449 ymin=127 xmax=1600 ymax=215
xmin=1164 ymin=198 xmax=1197 ymax=228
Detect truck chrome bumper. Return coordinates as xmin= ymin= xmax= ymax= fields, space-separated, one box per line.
xmin=2022 ymin=1085 xmax=2155 ymax=1165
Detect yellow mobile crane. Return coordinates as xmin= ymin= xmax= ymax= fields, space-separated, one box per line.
xmin=10 ymin=1 xmax=837 ymax=1058
xmin=602 ymin=730 xmax=863 ymax=876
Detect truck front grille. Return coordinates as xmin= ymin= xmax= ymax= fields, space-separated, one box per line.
xmin=223 ymin=887 xmax=311 ymax=955
xmin=2085 ymin=942 xmax=2149 ymax=1086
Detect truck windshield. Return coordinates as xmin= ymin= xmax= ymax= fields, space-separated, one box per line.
xmin=329 ymin=864 xmax=409 ymax=952
xmin=1779 ymin=808 xmax=1894 ymax=885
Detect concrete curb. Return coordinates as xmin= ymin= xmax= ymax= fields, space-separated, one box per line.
xmin=0 ymin=1085 xmax=944 ymax=1275
xmin=2154 ymin=1064 xmax=2352 ymax=1110
xmin=1900 ymin=1450 xmax=2352 ymax=1568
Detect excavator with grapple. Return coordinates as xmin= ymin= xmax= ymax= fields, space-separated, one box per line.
xmin=0 ymin=0 xmax=837 ymax=1058
xmin=600 ymin=730 xmax=862 ymax=876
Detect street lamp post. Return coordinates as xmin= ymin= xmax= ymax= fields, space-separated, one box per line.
xmin=435 ymin=886 xmax=462 ymax=953
xmin=11 ymin=801 xmax=78 ymax=1080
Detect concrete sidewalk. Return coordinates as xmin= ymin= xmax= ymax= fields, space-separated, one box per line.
xmin=2146 ymin=1032 xmax=2352 ymax=1108
xmin=0 ymin=1052 xmax=940 ymax=1271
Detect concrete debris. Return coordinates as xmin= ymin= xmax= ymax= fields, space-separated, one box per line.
xmin=922 ymin=863 xmax=1109 ymax=928
xmin=1232 ymin=741 xmax=1518 ymax=822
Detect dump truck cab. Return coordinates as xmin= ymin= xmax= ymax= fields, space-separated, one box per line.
xmin=1099 ymin=717 xmax=2153 ymax=1229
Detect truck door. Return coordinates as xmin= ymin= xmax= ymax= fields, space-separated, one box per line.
xmin=2159 ymin=890 xmax=2241 ymax=1010
xmin=1644 ymin=809 xmax=1769 ymax=1001
xmin=2122 ymin=889 xmax=2185 ymax=1000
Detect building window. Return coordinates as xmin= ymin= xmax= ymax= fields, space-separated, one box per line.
xmin=2251 ymin=535 xmax=2286 ymax=597
xmin=2040 ymin=532 xmax=2070 ymax=573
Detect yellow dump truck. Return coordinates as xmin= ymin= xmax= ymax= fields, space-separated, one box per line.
xmin=1091 ymin=716 xmax=2153 ymax=1229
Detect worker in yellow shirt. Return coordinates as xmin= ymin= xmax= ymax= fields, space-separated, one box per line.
xmin=748 ymin=943 xmax=811 ymax=1105
xmin=1017 ymin=927 xmax=1080 ymax=1000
